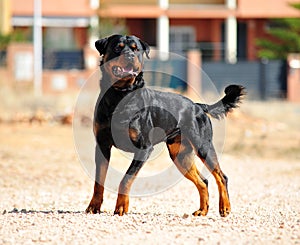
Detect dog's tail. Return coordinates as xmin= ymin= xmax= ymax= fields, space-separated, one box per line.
xmin=197 ymin=85 xmax=246 ymax=120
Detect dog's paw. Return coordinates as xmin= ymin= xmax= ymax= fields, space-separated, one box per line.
xmin=219 ymin=207 xmax=230 ymax=217
xmin=114 ymin=206 xmax=127 ymax=216
xmin=114 ymin=194 xmax=129 ymax=216
xmin=85 ymin=203 xmax=101 ymax=214
xmin=219 ymin=198 xmax=231 ymax=217
xmin=192 ymin=209 xmax=208 ymax=216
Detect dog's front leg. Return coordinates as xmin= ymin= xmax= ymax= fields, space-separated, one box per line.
xmin=114 ymin=148 xmax=153 ymax=216
xmin=86 ymin=144 xmax=111 ymax=214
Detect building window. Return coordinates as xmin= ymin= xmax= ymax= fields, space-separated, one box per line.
xmin=44 ymin=27 xmax=76 ymax=50
xmin=43 ymin=27 xmax=84 ymax=69
xmin=169 ymin=26 xmax=196 ymax=53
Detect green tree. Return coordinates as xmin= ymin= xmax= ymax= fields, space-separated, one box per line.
xmin=0 ymin=30 xmax=29 ymax=50
xmin=98 ymin=18 xmax=128 ymax=38
xmin=0 ymin=33 xmax=10 ymax=50
xmin=89 ymin=18 xmax=128 ymax=39
xmin=256 ymin=3 xmax=300 ymax=59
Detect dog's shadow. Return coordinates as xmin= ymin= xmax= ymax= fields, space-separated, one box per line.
xmin=3 ymin=208 xmax=184 ymax=218
xmin=3 ymin=208 xmax=83 ymax=215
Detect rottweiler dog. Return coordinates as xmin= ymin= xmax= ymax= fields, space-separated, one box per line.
xmin=86 ymin=34 xmax=245 ymax=217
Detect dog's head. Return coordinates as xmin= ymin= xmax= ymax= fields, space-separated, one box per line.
xmin=95 ymin=34 xmax=150 ymax=90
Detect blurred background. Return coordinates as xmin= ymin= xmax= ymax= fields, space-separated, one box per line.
xmin=0 ymin=0 xmax=299 ymax=159
xmin=0 ymin=3 xmax=299 ymax=243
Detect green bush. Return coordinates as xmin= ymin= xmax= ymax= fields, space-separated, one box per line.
xmin=256 ymin=3 xmax=300 ymax=59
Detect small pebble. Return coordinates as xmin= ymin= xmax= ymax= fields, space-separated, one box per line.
xmin=182 ymin=213 xmax=189 ymax=219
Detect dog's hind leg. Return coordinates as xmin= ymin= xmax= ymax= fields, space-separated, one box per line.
xmin=197 ymin=145 xmax=231 ymax=217
xmin=114 ymin=148 xmax=153 ymax=216
xmin=167 ymin=135 xmax=209 ymax=216
xmin=187 ymin=114 xmax=231 ymax=217
xmin=86 ymin=144 xmax=111 ymax=214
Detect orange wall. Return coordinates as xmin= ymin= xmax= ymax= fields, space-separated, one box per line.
xmin=170 ymin=19 xmax=221 ymax=42
xmin=237 ymin=0 xmax=300 ymax=18
xmin=99 ymin=0 xmax=300 ymax=19
xmin=101 ymin=0 xmax=224 ymax=5
xmin=12 ymin=0 xmax=298 ymax=19
xmin=11 ymin=0 xmax=94 ymax=17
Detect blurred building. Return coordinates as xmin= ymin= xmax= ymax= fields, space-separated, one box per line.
xmin=11 ymin=0 xmax=96 ymax=48
xmin=98 ymin=0 xmax=300 ymax=62
xmin=0 ymin=0 xmax=11 ymax=35
xmin=4 ymin=0 xmax=300 ymax=64
xmin=0 ymin=0 xmax=99 ymax=93
xmin=8 ymin=0 xmax=98 ymax=70
xmin=1 ymin=0 xmax=299 ymax=99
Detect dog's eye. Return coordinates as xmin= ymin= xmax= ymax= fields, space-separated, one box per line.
xmin=114 ymin=43 xmax=125 ymax=53
xmin=131 ymin=43 xmax=139 ymax=51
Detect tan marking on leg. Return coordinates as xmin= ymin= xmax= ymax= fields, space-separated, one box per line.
xmin=212 ymin=168 xmax=231 ymax=217
xmin=114 ymin=194 xmax=129 ymax=216
xmin=93 ymin=122 xmax=100 ymax=136
xmin=167 ymin=136 xmax=209 ymax=216
xmin=184 ymin=163 xmax=209 ymax=216
xmin=86 ymin=182 xmax=104 ymax=214
xmin=129 ymin=128 xmax=139 ymax=142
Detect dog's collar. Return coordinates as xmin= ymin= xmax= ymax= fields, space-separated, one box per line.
xmin=113 ymin=72 xmax=145 ymax=92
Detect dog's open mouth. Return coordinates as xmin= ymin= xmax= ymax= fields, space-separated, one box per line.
xmin=112 ymin=65 xmax=139 ymax=78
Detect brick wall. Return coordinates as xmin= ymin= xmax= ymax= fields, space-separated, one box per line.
xmin=287 ymin=54 xmax=300 ymax=102
xmin=2 ymin=42 xmax=99 ymax=94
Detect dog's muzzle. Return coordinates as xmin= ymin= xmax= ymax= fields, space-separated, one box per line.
xmin=112 ymin=65 xmax=139 ymax=78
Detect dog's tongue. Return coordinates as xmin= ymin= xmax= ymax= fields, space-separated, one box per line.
xmin=112 ymin=65 xmax=137 ymax=77
xmin=123 ymin=65 xmax=134 ymax=74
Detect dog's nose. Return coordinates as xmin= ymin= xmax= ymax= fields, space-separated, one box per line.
xmin=124 ymin=51 xmax=135 ymax=62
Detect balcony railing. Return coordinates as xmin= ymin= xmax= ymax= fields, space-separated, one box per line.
xmin=43 ymin=50 xmax=84 ymax=70
xmin=100 ymin=0 xmax=225 ymax=5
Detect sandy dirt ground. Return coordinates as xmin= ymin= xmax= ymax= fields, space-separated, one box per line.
xmin=0 ymin=101 xmax=300 ymax=244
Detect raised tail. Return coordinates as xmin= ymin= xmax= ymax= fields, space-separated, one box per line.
xmin=197 ymin=85 xmax=246 ymax=119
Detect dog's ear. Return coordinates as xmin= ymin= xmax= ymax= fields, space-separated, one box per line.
xmin=95 ymin=38 xmax=108 ymax=56
xmin=139 ymin=39 xmax=150 ymax=59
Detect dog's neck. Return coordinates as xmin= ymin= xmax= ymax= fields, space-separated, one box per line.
xmin=112 ymin=72 xmax=145 ymax=92
xmin=96 ymin=71 xmax=145 ymax=120
xmin=100 ymin=71 xmax=145 ymax=93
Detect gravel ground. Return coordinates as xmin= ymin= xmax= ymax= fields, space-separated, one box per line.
xmin=0 ymin=118 xmax=299 ymax=244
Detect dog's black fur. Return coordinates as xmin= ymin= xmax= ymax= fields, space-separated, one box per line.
xmin=86 ymin=34 xmax=245 ymax=217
